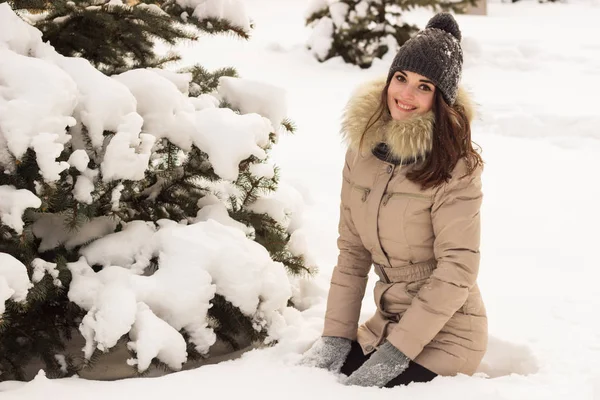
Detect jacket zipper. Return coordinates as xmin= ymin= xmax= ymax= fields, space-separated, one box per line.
xmin=376 ymin=264 xmax=391 ymax=284
xmin=345 ymin=177 xmax=371 ymax=202
xmin=382 ymin=192 xmax=431 ymax=206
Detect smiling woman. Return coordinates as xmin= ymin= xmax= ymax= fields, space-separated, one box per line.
xmin=299 ymin=12 xmax=487 ymax=389
xmin=387 ymin=71 xmax=435 ymax=120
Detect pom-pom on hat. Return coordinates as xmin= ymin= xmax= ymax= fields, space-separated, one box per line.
xmin=387 ymin=13 xmax=463 ymax=105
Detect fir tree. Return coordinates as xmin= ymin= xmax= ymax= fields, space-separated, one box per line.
xmin=2 ymin=0 xmax=251 ymax=75
xmin=305 ymin=0 xmax=475 ymax=68
xmin=0 ymin=0 xmax=311 ymax=381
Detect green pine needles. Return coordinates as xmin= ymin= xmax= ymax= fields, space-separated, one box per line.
xmin=3 ymin=0 xmax=250 ymax=74
xmin=0 ymin=0 xmax=310 ymax=381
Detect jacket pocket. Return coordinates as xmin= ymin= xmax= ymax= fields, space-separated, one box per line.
xmin=344 ymin=176 xmax=371 ymax=202
xmin=382 ymin=191 xmax=432 ymax=206
xmin=374 ymin=280 xmax=412 ymax=318
xmin=373 ymin=281 xmax=395 ymax=318
xmin=404 ymin=277 xmax=430 ymax=298
xmin=379 ymin=191 xmax=433 ymax=248
xmin=390 ymin=192 xmax=435 ymax=250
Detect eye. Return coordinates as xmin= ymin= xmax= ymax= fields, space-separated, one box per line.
xmin=419 ymin=84 xmax=432 ymax=92
xmin=395 ymin=74 xmax=407 ymax=83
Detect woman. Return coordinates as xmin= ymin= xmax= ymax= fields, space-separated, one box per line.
xmin=299 ymin=13 xmax=487 ymax=388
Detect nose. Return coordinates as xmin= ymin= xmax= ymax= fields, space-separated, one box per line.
xmin=399 ymin=84 xmax=416 ymax=100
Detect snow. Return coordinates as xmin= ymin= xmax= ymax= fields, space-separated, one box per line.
xmin=190 ymin=93 xmax=220 ymax=110
xmin=329 ymin=2 xmax=350 ymax=28
xmin=112 ymin=69 xmax=196 ymax=151
xmin=0 ymin=48 xmax=77 ymax=166
xmin=2 ymin=0 xmax=600 ymax=398
xmin=31 ymin=214 xmax=118 ymax=252
xmin=0 ymin=186 xmax=41 ymax=234
xmin=194 ymin=200 xmax=254 ymax=235
xmin=112 ymin=71 xmax=280 ymax=183
xmin=182 ymin=0 xmax=252 ymax=32
xmin=247 ymin=182 xmax=306 ymax=232
xmin=139 ymin=250 xmax=216 ymax=356
xmin=136 ymin=3 xmax=169 ymax=17
xmin=100 ymin=115 xmax=155 ymax=182
xmin=218 ymin=76 xmax=288 ymax=129
xmin=0 ymin=1 xmax=162 ymax=193
xmin=67 ymin=255 xmax=214 ymax=363
xmin=127 ymin=302 xmax=188 ymax=372
xmin=0 ymin=253 xmax=32 ymax=315
xmin=31 ymin=259 xmax=61 ymax=287
xmin=149 ymin=68 xmax=191 ymax=94
xmin=160 ymin=220 xmax=292 ymax=341
xmin=355 ymin=1 xmax=370 ymax=18
xmin=55 ymin=56 xmax=138 ymax=150
xmin=67 ymin=149 xmax=90 ymax=172
xmin=0 ymin=3 xmax=43 ymax=54
xmin=111 ymin=183 xmax=124 ymax=211
xmin=80 ymin=282 xmax=138 ymax=358
xmin=31 ymin=133 xmax=70 ymax=182
xmin=193 ymin=107 xmax=272 ymax=180
xmin=73 ymin=175 xmax=93 ymax=204
xmin=79 ymin=220 xmax=157 ymax=271
xmin=177 ymin=220 xmax=288 ymax=317
xmin=306 ymin=17 xmax=334 ymax=61
xmin=305 ymin=0 xmax=328 ymax=19
xmin=248 ymin=162 xmax=275 ymax=179
xmin=287 ymin=229 xmax=315 ymax=266
xmin=1 ymin=4 xmax=283 ymax=196
xmin=65 ymin=257 xmax=103 ymax=312
xmin=68 ymin=219 xmax=296 ymax=368
xmin=73 ymin=168 xmax=98 ymax=204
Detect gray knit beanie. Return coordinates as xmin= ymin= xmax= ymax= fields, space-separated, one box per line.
xmin=386 ymin=13 xmax=463 ymax=105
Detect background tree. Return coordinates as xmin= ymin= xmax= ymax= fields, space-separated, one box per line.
xmin=305 ymin=0 xmax=475 ymax=68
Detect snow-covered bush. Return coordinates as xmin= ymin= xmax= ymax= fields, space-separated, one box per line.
xmin=0 ymin=2 xmax=313 ymax=381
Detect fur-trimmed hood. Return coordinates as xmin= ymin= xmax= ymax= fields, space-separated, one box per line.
xmin=341 ymin=77 xmax=475 ymax=163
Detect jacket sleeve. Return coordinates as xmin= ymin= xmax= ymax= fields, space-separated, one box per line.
xmin=322 ymin=150 xmax=373 ymax=340
xmin=387 ymin=160 xmax=483 ymax=360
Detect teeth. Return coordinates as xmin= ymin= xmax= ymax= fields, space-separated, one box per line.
xmin=396 ymin=100 xmax=416 ymax=111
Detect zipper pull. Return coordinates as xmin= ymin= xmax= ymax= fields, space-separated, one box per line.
xmin=362 ymin=189 xmax=370 ymax=202
xmin=382 ymin=192 xmax=392 ymax=206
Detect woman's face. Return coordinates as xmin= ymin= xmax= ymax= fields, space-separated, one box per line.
xmin=387 ymin=70 xmax=435 ymax=121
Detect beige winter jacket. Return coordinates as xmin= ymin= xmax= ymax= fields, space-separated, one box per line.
xmin=323 ymin=78 xmax=487 ymax=377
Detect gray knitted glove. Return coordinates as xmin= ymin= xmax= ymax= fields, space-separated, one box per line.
xmin=298 ymin=336 xmax=352 ymax=373
xmin=343 ymin=341 xmax=410 ymax=387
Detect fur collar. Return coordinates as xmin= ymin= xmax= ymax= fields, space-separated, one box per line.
xmin=341 ymin=77 xmax=475 ymax=163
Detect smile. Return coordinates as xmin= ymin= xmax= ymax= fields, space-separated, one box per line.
xmin=395 ymin=99 xmax=417 ymax=111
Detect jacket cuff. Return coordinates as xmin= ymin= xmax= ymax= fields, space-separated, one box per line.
xmin=322 ymin=320 xmax=358 ymax=340
xmin=386 ymin=328 xmax=424 ymax=361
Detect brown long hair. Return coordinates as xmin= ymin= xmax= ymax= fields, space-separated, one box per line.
xmin=361 ymin=81 xmax=483 ymax=190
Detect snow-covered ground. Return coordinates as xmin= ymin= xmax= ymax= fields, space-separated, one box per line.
xmin=2 ymin=0 xmax=600 ymax=398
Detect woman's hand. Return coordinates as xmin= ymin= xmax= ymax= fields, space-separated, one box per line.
xmin=343 ymin=341 xmax=409 ymax=387
xmin=298 ymin=336 xmax=352 ymax=373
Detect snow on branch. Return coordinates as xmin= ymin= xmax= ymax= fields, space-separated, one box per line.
xmin=0 ymin=253 xmax=33 ymax=316
xmin=68 ymin=219 xmax=292 ymax=371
